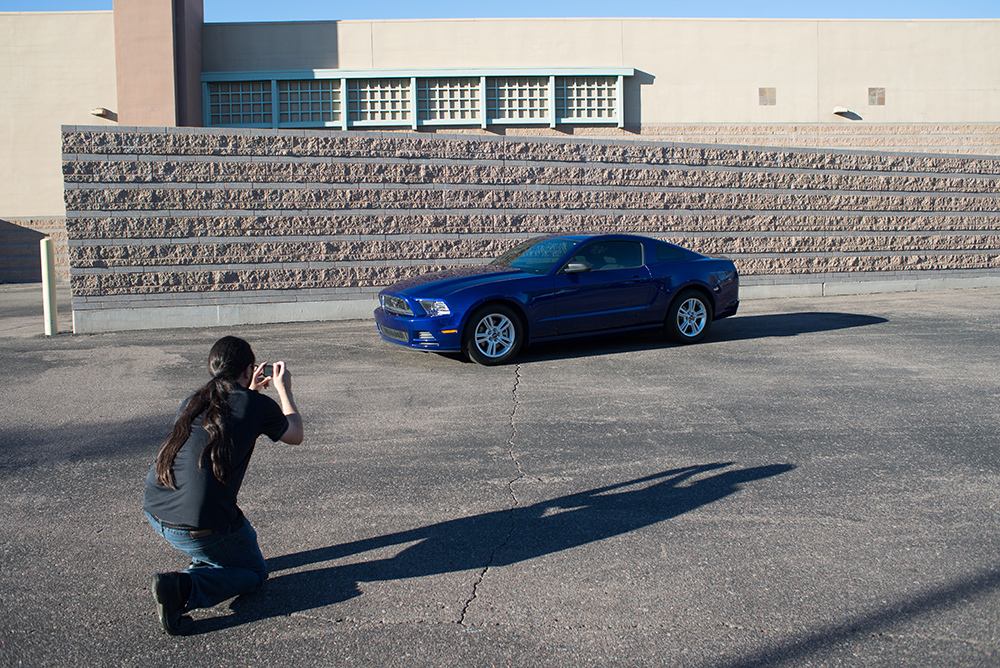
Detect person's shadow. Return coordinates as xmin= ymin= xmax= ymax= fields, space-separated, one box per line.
xmin=188 ymin=462 xmax=795 ymax=634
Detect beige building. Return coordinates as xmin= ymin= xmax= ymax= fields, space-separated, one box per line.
xmin=203 ymin=17 xmax=1000 ymax=129
xmin=1 ymin=11 xmax=118 ymax=282
xmin=2 ymin=0 xmax=999 ymax=284
xmin=1 ymin=11 xmax=118 ymax=220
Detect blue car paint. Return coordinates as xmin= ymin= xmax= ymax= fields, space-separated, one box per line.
xmin=374 ymin=234 xmax=739 ymax=355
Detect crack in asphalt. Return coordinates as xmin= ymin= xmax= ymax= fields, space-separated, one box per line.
xmin=458 ymin=364 xmax=524 ymax=625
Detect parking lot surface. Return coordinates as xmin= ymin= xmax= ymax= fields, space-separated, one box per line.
xmin=0 ymin=284 xmax=998 ymax=667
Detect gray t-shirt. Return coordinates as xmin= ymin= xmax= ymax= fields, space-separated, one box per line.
xmin=143 ymin=386 xmax=288 ymax=532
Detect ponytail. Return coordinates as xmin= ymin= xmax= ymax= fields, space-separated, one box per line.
xmin=154 ymin=336 xmax=255 ymax=488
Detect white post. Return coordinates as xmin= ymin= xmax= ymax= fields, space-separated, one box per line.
xmin=40 ymin=237 xmax=58 ymax=336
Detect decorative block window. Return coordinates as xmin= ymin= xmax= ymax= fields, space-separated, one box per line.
xmin=417 ymin=78 xmax=480 ymax=122
xmin=348 ymin=78 xmax=412 ymax=124
xmin=203 ymin=68 xmax=632 ymax=129
xmin=486 ymin=77 xmax=549 ymax=121
xmin=869 ymin=87 xmax=886 ymax=106
xmin=208 ymin=81 xmax=273 ymax=126
xmin=759 ymin=87 xmax=776 ymax=106
xmin=556 ymin=76 xmax=617 ymax=120
xmin=279 ymin=80 xmax=341 ymax=124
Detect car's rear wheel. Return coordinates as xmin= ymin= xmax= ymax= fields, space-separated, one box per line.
xmin=463 ymin=304 xmax=523 ymax=365
xmin=666 ymin=289 xmax=712 ymax=344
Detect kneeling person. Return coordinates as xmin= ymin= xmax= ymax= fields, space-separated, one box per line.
xmin=143 ymin=335 xmax=303 ymax=635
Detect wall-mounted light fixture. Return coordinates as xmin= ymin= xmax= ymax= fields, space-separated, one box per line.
xmin=832 ymin=106 xmax=862 ymax=120
xmin=90 ymin=107 xmax=118 ymax=121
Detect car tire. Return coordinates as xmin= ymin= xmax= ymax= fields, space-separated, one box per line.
xmin=463 ymin=304 xmax=524 ymax=365
xmin=665 ymin=289 xmax=713 ymax=344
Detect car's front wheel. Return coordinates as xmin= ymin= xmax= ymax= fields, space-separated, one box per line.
xmin=463 ymin=304 xmax=523 ymax=365
xmin=665 ymin=289 xmax=713 ymax=344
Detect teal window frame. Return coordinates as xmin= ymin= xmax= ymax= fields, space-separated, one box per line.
xmin=203 ymin=68 xmax=633 ymax=130
xmin=278 ymin=79 xmax=341 ymax=126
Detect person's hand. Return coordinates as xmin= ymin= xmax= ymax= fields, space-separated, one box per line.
xmin=250 ymin=362 xmax=272 ymax=391
xmin=272 ymin=361 xmax=291 ymax=395
xmin=271 ymin=361 xmax=303 ymax=444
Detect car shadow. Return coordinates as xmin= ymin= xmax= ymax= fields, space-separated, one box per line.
xmin=185 ymin=462 xmax=795 ymax=634
xmin=710 ymin=312 xmax=889 ymax=343
xmin=517 ymin=312 xmax=888 ymax=363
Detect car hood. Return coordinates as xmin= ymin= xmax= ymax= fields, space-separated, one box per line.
xmin=387 ymin=264 xmax=523 ymax=295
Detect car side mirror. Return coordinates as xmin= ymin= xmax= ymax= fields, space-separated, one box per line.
xmin=563 ymin=262 xmax=592 ymax=274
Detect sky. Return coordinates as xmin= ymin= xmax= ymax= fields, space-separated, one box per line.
xmin=1 ymin=0 xmax=998 ymax=21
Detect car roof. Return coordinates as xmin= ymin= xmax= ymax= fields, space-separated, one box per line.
xmin=539 ymin=233 xmax=673 ymax=245
xmin=545 ymin=233 xmax=697 ymax=257
xmin=537 ymin=233 xmax=648 ymax=242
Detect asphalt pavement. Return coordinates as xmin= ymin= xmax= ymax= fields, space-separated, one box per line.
xmin=0 ymin=283 xmax=998 ymax=668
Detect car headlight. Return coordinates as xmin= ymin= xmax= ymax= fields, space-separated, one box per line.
xmin=380 ymin=294 xmax=414 ymax=316
xmin=417 ymin=299 xmax=451 ymax=317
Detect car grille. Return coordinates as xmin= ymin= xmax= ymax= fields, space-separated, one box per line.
xmin=381 ymin=294 xmax=413 ymax=316
xmin=379 ymin=325 xmax=408 ymax=343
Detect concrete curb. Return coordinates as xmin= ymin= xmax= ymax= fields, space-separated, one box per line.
xmin=741 ymin=274 xmax=1000 ymax=300
xmin=71 ymin=298 xmax=379 ymax=333
xmin=68 ymin=275 xmax=1000 ymax=333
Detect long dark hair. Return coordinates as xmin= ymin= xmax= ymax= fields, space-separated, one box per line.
xmin=155 ymin=336 xmax=255 ymax=488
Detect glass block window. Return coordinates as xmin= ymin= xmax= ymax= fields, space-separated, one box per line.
xmin=869 ymin=87 xmax=886 ymax=106
xmin=759 ymin=87 xmax=776 ymax=106
xmin=486 ymin=77 xmax=549 ymax=121
xmin=208 ymin=82 xmax=273 ymax=126
xmin=204 ymin=69 xmax=629 ymax=129
xmin=556 ymin=76 xmax=617 ymax=120
xmin=348 ymin=78 xmax=411 ymax=124
xmin=417 ymin=78 xmax=480 ymax=122
xmin=279 ymin=80 xmax=341 ymax=124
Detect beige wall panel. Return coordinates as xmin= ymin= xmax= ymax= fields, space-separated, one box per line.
xmin=622 ymin=19 xmax=819 ymax=124
xmin=113 ymin=0 xmax=175 ymax=126
xmin=324 ymin=21 xmax=374 ymax=69
xmin=817 ymin=20 xmax=1000 ymax=123
xmin=202 ymin=17 xmax=999 ymax=128
xmin=206 ymin=19 xmax=626 ymax=72
xmin=203 ymin=21 xmax=341 ymax=71
xmin=364 ymin=19 xmax=624 ymax=69
xmin=0 ymin=12 xmax=117 ymax=218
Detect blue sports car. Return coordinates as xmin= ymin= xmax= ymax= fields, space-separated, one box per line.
xmin=374 ymin=233 xmax=739 ymax=365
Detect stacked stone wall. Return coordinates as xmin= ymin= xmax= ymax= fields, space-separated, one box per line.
xmin=61 ymin=126 xmax=1000 ymax=331
xmin=569 ymin=124 xmax=1000 ymax=157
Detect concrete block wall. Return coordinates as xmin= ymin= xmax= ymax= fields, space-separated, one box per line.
xmin=444 ymin=123 xmax=1000 ymax=157
xmin=623 ymin=124 xmax=1000 ymax=156
xmin=62 ymin=126 xmax=1000 ymax=333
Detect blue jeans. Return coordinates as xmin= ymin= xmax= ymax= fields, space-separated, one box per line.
xmin=145 ymin=511 xmax=268 ymax=611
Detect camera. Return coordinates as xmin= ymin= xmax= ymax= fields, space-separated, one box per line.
xmin=262 ymin=364 xmax=274 ymax=377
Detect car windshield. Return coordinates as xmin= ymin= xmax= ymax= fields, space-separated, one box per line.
xmin=490 ymin=238 xmax=579 ymax=274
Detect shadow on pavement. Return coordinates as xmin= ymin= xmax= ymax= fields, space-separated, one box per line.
xmin=710 ymin=312 xmax=888 ymax=343
xmin=707 ymin=564 xmax=1000 ymax=668
xmin=186 ymin=462 xmax=795 ymax=634
xmin=0 ymin=413 xmax=173 ymax=474
xmin=520 ymin=312 xmax=888 ymax=363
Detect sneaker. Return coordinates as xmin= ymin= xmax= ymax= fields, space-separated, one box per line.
xmin=151 ymin=572 xmax=190 ymax=635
